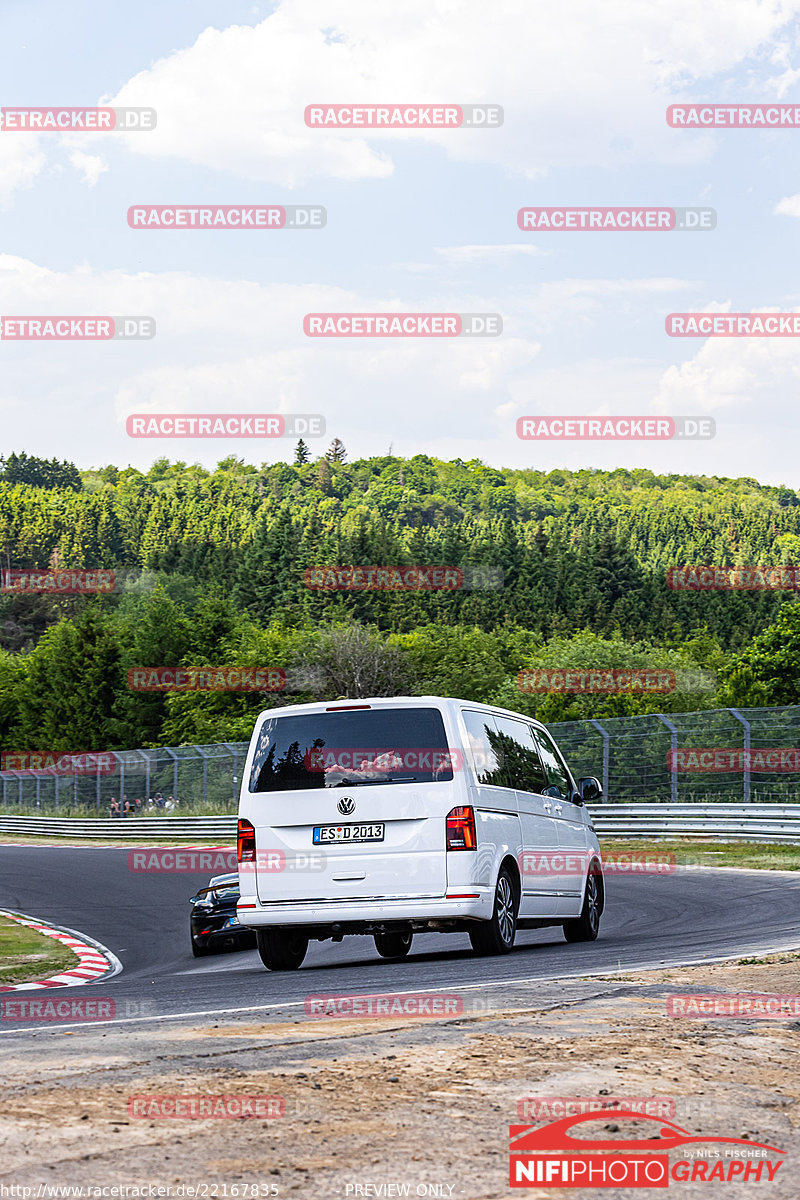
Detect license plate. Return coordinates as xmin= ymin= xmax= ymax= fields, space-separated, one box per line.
xmin=313 ymin=823 xmax=385 ymax=844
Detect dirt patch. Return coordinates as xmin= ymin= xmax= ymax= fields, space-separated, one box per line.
xmin=1 ymin=953 xmax=798 ymax=1197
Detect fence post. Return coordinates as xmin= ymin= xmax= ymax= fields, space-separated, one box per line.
xmin=163 ymin=748 xmax=179 ymax=802
xmin=656 ymin=714 xmax=679 ymax=804
xmin=728 ymin=708 xmax=751 ymax=803
xmin=588 ymin=719 xmax=610 ymax=802
xmin=196 ymin=746 xmax=210 ymax=807
xmin=223 ymin=743 xmax=240 ymax=809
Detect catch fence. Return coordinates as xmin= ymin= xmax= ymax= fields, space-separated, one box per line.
xmin=2 ymin=705 xmax=800 ymax=814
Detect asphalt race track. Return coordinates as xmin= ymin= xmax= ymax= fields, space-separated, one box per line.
xmin=1 ymin=845 xmax=800 ymax=1031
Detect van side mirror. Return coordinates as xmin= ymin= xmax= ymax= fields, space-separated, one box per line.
xmin=577 ymin=776 xmax=602 ymax=803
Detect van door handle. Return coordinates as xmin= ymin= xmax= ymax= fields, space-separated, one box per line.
xmin=542 ymin=801 xmax=552 ymax=812
xmin=553 ymin=805 xmax=563 ymax=816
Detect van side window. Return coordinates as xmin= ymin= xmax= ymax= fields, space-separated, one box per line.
xmin=532 ymin=727 xmax=571 ymax=799
xmin=494 ymin=716 xmax=548 ymax=793
xmin=461 ymin=710 xmax=506 ymax=787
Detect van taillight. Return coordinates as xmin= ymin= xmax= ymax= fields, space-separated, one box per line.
xmin=238 ymin=818 xmax=256 ymax=863
xmin=446 ymin=806 xmax=476 ymax=850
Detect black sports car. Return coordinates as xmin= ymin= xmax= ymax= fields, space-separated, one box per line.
xmin=189 ymin=872 xmax=257 ymax=956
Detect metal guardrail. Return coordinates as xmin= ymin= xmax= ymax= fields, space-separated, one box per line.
xmin=588 ymin=803 xmax=800 ymax=842
xmin=1 ymin=806 xmax=800 ymax=843
xmin=0 ymin=815 xmax=237 ymax=839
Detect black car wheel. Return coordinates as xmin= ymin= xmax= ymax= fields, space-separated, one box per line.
xmin=469 ymin=866 xmax=518 ymax=956
xmin=256 ymin=928 xmax=309 ymax=971
xmin=563 ymin=867 xmax=602 ymax=943
xmin=374 ymin=931 xmax=413 ymax=959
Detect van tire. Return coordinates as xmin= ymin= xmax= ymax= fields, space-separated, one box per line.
xmin=256 ymin=928 xmax=308 ymax=971
xmin=563 ymin=868 xmax=601 ymax=943
xmin=374 ymin=931 xmax=413 ymax=959
xmin=469 ymin=867 xmax=517 ymax=956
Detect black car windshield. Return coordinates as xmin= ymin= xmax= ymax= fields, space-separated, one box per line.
xmin=249 ymin=707 xmax=454 ymax=792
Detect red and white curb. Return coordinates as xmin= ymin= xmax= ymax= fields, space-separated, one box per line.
xmin=0 ymin=910 xmax=121 ymax=992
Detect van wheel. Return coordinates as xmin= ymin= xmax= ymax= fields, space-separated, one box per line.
xmin=374 ymin=931 xmax=413 ymax=959
xmin=469 ymin=867 xmax=517 ymax=956
xmin=256 ymin=928 xmax=308 ymax=971
xmin=563 ymin=869 xmax=601 ymax=943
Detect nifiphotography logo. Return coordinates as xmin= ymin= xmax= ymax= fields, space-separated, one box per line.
xmin=509 ymin=1111 xmax=785 ymax=1187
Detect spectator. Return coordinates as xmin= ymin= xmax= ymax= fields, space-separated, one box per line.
xmin=145 ymin=797 xmax=156 ymax=812
xmin=164 ymin=795 xmax=176 ymax=812
xmin=155 ymin=792 xmax=165 ymax=809
xmin=123 ymin=797 xmax=132 ymax=817
xmin=133 ymin=797 xmax=143 ymax=814
xmin=109 ymin=797 xmax=120 ymax=818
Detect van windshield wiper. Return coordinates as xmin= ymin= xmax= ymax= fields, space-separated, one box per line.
xmin=327 ymin=775 xmax=419 ymax=786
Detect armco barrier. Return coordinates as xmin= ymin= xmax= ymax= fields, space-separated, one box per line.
xmin=588 ymin=803 xmax=800 ymax=842
xmin=0 ymin=815 xmax=237 ymax=839
xmin=0 ymin=806 xmax=799 ymax=843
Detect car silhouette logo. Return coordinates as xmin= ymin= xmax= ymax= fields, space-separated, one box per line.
xmin=509 ymin=1112 xmax=785 ymax=1155
xmin=337 ymin=797 xmax=355 ymax=815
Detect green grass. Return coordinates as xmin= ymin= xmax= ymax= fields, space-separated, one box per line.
xmin=0 ymin=915 xmax=79 ymax=984
xmin=599 ymin=837 xmax=800 ymax=871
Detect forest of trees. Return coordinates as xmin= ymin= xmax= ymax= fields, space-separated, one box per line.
xmin=1 ymin=449 xmax=799 ymax=751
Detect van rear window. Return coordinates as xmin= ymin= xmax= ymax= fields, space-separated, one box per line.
xmin=248 ymin=707 xmax=454 ymax=792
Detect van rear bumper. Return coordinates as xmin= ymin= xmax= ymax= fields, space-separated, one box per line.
xmin=237 ymin=890 xmax=493 ymax=928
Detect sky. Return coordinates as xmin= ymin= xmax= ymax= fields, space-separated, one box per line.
xmin=2 ymin=0 xmax=800 ymax=484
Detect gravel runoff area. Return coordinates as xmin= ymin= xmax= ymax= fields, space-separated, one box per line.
xmin=1 ymin=951 xmax=799 ymax=1199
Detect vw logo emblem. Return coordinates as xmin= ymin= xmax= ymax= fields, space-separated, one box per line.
xmin=337 ymin=796 xmax=355 ymax=815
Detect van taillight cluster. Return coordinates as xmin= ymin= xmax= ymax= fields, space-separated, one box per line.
xmin=446 ymin=806 xmax=476 ymax=850
xmin=238 ymin=817 xmax=256 ymax=863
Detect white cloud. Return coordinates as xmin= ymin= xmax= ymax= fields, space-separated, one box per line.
xmin=0 ymin=136 xmax=46 ymax=206
xmin=434 ymin=244 xmax=545 ymax=263
xmin=87 ymin=0 xmax=800 ymax=186
xmin=775 ymin=192 xmax=800 ymax=216
xmin=67 ymin=151 xmax=109 ymax=187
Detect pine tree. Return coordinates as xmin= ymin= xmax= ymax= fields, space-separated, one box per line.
xmin=325 ymin=438 xmax=347 ymax=464
xmin=294 ymin=439 xmax=310 ymax=465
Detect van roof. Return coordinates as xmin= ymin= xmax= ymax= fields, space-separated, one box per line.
xmin=252 ymin=695 xmax=548 ymax=732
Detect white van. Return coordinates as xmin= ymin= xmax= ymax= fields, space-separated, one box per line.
xmin=236 ymin=696 xmax=604 ymax=971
